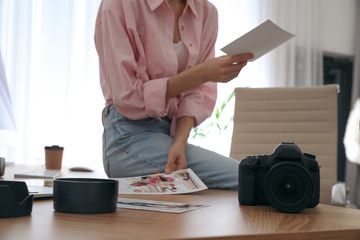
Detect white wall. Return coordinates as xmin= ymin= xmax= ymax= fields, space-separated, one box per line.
xmin=319 ymin=0 xmax=357 ymax=56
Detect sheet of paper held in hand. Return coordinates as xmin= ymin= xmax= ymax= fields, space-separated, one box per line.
xmin=115 ymin=168 xmax=207 ymax=194
xmin=221 ymin=19 xmax=295 ymax=61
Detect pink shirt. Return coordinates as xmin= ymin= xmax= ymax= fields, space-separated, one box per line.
xmin=95 ymin=0 xmax=218 ymax=135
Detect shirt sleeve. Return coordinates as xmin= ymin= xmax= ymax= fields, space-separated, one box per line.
xmin=175 ymin=3 xmax=218 ymax=128
xmin=94 ymin=2 xmax=168 ymax=120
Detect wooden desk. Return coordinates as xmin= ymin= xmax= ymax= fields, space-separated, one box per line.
xmin=1 ymin=166 xmax=360 ymax=240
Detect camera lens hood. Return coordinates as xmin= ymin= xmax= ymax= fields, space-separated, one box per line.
xmin=53 ymin=178 xmax=118 ymax=214
xmin=264 ymin=162 xmax=314 ymax=213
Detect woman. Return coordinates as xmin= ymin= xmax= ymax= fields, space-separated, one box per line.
xmin=95 ymin=0 xmax=253 ymax=190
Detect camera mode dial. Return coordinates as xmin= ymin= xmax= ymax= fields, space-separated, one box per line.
xmin=303 ymin=153 xmax=316 ymax=160
xmin=244 ymin=157 xmax=257 ymax=165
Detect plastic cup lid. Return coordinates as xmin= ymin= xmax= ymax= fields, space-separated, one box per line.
xmin=45 ymin=145 xmax=64 ymax=150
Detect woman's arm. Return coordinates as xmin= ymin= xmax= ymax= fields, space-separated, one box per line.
xmin=166 ymin=54 xmax=254 ymax=99
xmin=164 ymin=53 xmax=254 ymax=173
xmin=165 ymin=116 xmax=194 ymax=174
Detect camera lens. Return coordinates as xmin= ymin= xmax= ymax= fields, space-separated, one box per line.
xmin=264 ymin=162 xmax=314 ymax=213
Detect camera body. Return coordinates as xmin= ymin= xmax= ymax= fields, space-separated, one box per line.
xmin=238 ymin=142 xmax=320 ymax=213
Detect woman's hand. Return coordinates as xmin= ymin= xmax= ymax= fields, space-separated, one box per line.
xmin=165 ymin=141 xmax=187 ymax=174
xmin=166 ymin=53 xmax=254 ymax=99
xmin=195 ymin=53 xmax=254 ymax=83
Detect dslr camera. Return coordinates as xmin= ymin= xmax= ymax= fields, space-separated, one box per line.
xmin=238 ymin=142 xmax=320 ymax=213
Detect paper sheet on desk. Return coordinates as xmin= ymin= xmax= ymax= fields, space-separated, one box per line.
xmin=115 ymin=168 xmax=207 ymax=194
xmin=117 ymin=198 xmax=209 ymax=213
xmin=221 ymin=20 xmax=295 ymax=61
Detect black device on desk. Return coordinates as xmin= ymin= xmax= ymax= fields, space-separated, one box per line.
xmin=238 ymin=142 xmax=320 ymax=213
xmin=0 ymin=181 xmax=33 ymax=218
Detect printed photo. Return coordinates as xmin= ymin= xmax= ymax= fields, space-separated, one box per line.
xmin=116 ymin=168 xmax=207 ymax=194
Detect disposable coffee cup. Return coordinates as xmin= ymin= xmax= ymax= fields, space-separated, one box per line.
xmin=45 ymin=145 xmax=64 ymax=170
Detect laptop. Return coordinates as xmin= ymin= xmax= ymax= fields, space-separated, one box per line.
xmin=28 ymin=185 xmax=53 ymax=199
xmin=21 ymin=179 xmax=54 ymax=199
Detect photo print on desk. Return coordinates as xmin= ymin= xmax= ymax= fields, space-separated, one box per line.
xmin=116 ymin=168 xmax=207 ymax=194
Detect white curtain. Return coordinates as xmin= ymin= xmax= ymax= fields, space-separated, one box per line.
xmin=255 ymin=0 xmax=322 ymax=87
xmin=0 ymin=49 xmax=18 ymax=150
xmin=210 ymin=0 xmax=321 ymax=89
xmin=352 ymin=0 xmax=360 ymax=104
xmin=0 ymin=50 xmax=16 ymax=131
xmin=0 ymin=0 xmax=103 ymax=168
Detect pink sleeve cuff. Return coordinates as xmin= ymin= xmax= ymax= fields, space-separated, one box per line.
xmin=143 ymin=77 xmax=168 ymax=119
xmin=176 ymin=82 xmax=217 ymax=129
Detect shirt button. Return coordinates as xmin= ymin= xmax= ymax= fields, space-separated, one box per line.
xmin=181 ymin=26 xmax=185 ymax=31
xmin=189 ymin=43 xmax=193 ymax=47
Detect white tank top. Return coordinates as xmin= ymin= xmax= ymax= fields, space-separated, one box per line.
xmin=173 ymin=40 xmax=189 ymax=73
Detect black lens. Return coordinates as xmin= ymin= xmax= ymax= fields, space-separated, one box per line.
xmin=264 ymin=162 xmax=314 ymax=213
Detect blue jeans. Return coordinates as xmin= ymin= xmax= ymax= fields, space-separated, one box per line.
xmin=102 ymin=104 xmax=239 ymax=191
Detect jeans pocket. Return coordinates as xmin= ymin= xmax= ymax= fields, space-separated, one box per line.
xmin=114 ymin=117 xmax=160 ymax=142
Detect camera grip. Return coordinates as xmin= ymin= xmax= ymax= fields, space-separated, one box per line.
xmin=238 ymin=170 xmax=256 ymax=205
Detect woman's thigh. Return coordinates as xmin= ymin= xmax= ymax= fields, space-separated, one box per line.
xmin=103 ymin=105 xmax=173 ymax=177
xmin=185 ymin=144 xmax=239 ymax=191
xmin=102 ymin=105 xmax=239 ymax=190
